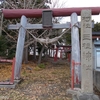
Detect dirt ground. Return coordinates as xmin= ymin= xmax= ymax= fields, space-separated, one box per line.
xmin=0 ymin=58 xmax=100 ymax=100
xmin=0 ymin=59 xmax=72 ymax=100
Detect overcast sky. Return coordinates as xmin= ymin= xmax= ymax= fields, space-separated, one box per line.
xmin=59 ymin=0 xmax=100 ymax=23
xmin=67 ymin=0 xmax=100 ymax=7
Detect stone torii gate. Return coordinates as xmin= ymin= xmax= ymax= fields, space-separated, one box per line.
xmin=2 ymin=7 xmax=100 ymax=100
xmin=8 ymin=14 xmax=81 ymax=86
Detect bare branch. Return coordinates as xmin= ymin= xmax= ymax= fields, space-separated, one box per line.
xmin=2 ymin=28 xmax=17 ymax=41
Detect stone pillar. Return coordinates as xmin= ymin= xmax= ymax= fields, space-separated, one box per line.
xmin=81 ymin=9 xmax=93 ymax=93
xmin=14 ymin=15 xmax=27 ymax=80
xmin=71 ymin=13 xmax=81 ymax=88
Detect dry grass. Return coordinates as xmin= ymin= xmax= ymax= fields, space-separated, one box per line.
xmin=0 ymin=61 xmax=72 ymax=100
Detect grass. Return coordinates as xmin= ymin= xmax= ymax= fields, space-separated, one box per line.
xmin=38 ymin=63 xmax=46 ymax=69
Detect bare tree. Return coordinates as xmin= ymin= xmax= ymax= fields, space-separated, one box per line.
xmin=46 ymin=0 xmax=68 ymax=22
xmin=0 ymin=0 xmax=69 ymax=64
xmin=0 ymin=0 xmax=48 ymax=61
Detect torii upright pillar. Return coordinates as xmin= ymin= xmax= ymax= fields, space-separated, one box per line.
xmin=71 ymin=13 xmax=81 ymax=88
xmin=14 ymin=15 xmax=27 ymax=80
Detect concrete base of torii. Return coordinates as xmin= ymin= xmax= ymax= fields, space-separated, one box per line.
xmin=0 ymin=79 xmax=21 ymax=88
xmin=67 ymin=88 xmax=100 ymax=100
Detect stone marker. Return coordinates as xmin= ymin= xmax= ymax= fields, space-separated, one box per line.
xmin=81 ymin=9 xmax=93 ymax=93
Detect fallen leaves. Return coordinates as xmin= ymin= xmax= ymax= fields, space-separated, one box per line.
xmin=0 ymin=61 xmax=72 ymax=100
xmin=0 ymin=63 xmax=12 ymax=82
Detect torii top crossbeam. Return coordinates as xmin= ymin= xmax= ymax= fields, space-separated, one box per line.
xmin=2 ymin=7 xmax=100 ymax=19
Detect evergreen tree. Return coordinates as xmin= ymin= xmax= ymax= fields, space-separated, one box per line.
xmin=93 ymin=22 xmax=100 ymax=32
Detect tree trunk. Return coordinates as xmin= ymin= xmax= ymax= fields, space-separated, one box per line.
xmin=38 ymin=45 xmax=45 ymax=64
xmin=44 ymin=48 xmax=48 ymax=59
xmin=33 ymin=41 xmax=36 ymax=60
